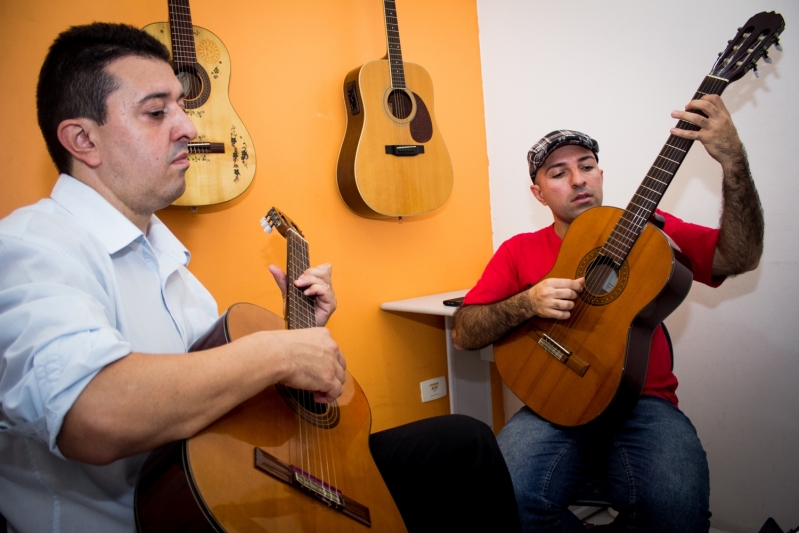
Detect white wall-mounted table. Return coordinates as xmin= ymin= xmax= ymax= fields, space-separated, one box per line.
xmin=380 ymin=290 xmax=495 ymax=430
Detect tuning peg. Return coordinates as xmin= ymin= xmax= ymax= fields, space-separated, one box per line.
xmin=753 ymin=65 xmax=760 ymax=78
xmin=260 ymin=216 xmax=273 ymax=233
xmin=775 ymin=39 xmax=783 ymax=52
xmin=763 ymin=52 xmax=772 ymax=64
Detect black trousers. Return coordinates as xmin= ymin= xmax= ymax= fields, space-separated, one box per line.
xmin=370 ymin=414 xmax=522 ymax=532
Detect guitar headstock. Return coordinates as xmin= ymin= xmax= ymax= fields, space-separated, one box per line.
xmin=711 ymin=11 xmax=785 ymax=82
xmin=260 ymin=207 xmax=304 ymax=239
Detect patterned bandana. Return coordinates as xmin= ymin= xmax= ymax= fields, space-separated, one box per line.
xmin=527 ymin=130 xmax=599 ymax=183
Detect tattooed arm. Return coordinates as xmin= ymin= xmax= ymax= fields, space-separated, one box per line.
xmin=671 ymin=95 xmax=764 ymax=276
xmin=452 ymin=278 xmax=583 ymax=351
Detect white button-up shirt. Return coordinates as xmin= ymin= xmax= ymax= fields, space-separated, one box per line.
xmin=0 ymin=175 xmax=219 ymax=531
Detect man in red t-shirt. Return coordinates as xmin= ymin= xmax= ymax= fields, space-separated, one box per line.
xmin=452 ymin=95 xmax=764 ymax=532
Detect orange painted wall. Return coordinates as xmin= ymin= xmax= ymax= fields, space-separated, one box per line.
xmin=0 ymin=0 xmax=495 ymax=432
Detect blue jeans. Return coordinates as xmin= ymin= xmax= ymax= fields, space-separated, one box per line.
xmin=497 ymin=396 xmax=711 ymax=532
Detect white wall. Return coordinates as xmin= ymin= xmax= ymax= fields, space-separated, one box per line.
xmin=476 ymin=1 xmax=799 ymax=531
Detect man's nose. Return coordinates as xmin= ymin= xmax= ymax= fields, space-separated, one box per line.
xmin=175 ymin=110 xmax=197 ymax=141
xmin=571 ymin=167 xmax=587 ymax=187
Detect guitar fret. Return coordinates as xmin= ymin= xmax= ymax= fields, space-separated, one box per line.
xmin=645 ymin=174 xmax=668 ymax=186
xmin=606 ymin=235 xmax=633 ymax=251
xmin=639 ymin=184 xmax=662 ymax=195
xmin=625 ymin=216 xmax=646 ymax=232
xmin=650 ymin=165 xmax=674 ymax=176
xmin=603 ymin=239 xmax=627 ymax=255
xmin=657 ymin=155 xmax=681 ymax=165
xmin=664 ymin=143 xmax=687 ymax=153
xmin=630 ymin=196 xmax=656 ymax=208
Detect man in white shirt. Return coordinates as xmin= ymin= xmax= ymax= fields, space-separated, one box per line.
xmin=0 ymin=22 xmax=520 ymax=532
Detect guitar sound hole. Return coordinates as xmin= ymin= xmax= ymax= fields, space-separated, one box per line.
xmin=174 ymin=63 xmax=211 ymax=109
xmin=585 ymin=255 xmax=619 ymax=296
xmin=276 ymin=384 xmax=341 ymax=429
xmin=177 ymin=69 xmax=203 ymax=100
xmin=387 ymin=89 xmax=413 ymax=119
xmin=285 ymin=386 xmax=328 ymax=415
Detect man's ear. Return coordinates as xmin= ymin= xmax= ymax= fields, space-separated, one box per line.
xmin=57 ymin=118 xmax=101 ymax=169
xmin=530 ymin=183 xmax=547 ymax=206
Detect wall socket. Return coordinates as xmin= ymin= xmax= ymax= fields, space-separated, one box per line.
xmin=420 ymin=376 xmax=447 ymax=403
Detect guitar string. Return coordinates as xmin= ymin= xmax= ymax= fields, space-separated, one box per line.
xmin=285 ymin=232 xmax=305 ymax=486
xmin=302 ymin=237 xmax=340 ymax=502
xmin=288 ymin=229 xmax=339 ymax=502
xmin=306 ymin=234 xmax=340 ymax=503
xmin=292 ymin=236 xmax=329 ymax=496
xmin=539 ymin=76 xmax=727 ymax=369
xmin=288 ymin=233 xmax=316 ymax=492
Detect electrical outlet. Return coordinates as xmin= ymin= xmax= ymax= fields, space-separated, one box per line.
xmin=420 ymin=376 xmax=447 ymax=403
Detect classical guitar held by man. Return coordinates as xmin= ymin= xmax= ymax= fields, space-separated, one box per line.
xmin=479 ymin=12 xmax=782 ymax=427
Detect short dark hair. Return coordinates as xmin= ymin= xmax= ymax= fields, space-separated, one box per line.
xmin=36 ymin=23 xmax=171 ymax=174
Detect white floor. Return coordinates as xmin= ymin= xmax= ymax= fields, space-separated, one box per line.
xmin=580 ymin=507 xmax=730 ymax=532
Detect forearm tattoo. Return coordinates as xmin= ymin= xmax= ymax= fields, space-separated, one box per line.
xmin=452 ymin=291 xmax=534 ymax=351
xmin=714 ymin=148 xmax=765 ymax=276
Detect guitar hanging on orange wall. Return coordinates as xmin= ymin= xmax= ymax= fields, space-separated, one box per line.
xmin=144 ymin=0 xmax=256 ymax=207
xmin=337 ymin=0 xmax=453 ymax=219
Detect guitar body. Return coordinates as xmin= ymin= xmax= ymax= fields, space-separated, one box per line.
xmin=143 ymin=22 xmax=256 ymax=207
xmin=493 ymin=207 xmax=693 ymax=427
xmin=337 ymin=60 xmax=453 ymax=218
xmin=135 ymin=303 xmax=406 ymax=532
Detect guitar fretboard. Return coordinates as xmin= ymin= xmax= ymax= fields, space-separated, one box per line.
xmin=383 ymin=0 xmax=406 ymax=89
xmin=286 ymin=229 xmax=316 ymax=330
xmin=168 ymin=0 xmax=197 ymax=66
xmin=601 ymin=74 xmax=730 ymax=267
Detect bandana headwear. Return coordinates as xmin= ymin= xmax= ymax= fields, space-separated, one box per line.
xmin=527 ymin=130 xmax=599 ymax=183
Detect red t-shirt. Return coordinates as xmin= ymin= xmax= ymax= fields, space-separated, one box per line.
xmin=463 ymin=210 xmax=723 ymax=406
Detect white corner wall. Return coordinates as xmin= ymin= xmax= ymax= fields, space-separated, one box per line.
xmin=476 ymin=1 xmax=799 ymax=531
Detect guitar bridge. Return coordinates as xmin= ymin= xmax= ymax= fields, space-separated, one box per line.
xmin=533 ymin=332 xmax=590 ymax=377
xmin=254 ymin=448 xmax=371 ymax=526
xmin=188 ymin=142 xmax=225 ymax=154
xmin=385 ymin=145 xmax=425 ymax=156
xmin=538 ymin=334 xmax=571 ymax=362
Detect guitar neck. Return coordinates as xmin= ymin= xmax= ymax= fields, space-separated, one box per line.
xmin=168 ymin=0 xmax=198 ymax=66
xmin=602 ymin=74 xmax=730 ymax=266
xmin=383 ymin=0 xmax=406 ymax=88
xmin=286 ymin=229 xmax=316 ymax=330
